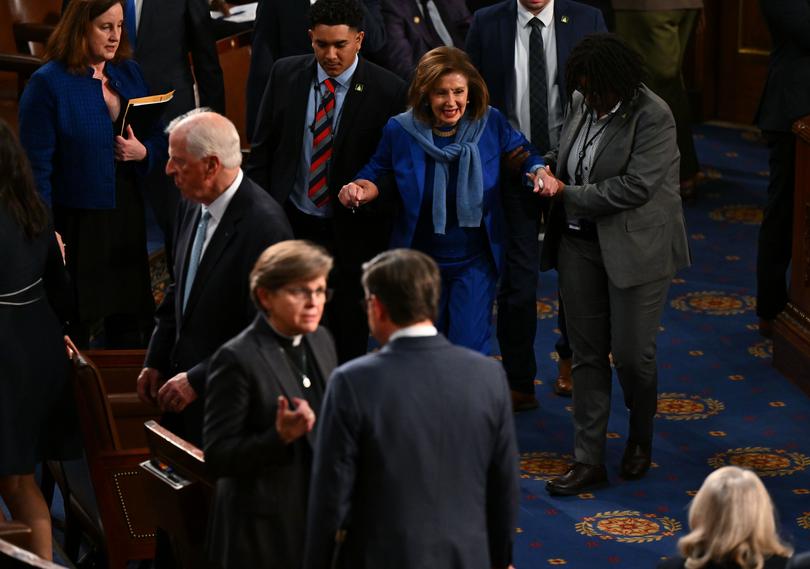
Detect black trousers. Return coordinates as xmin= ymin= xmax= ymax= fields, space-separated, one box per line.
xmin=497 ymin=179 xmax=570 ymax=394
xmin=284 ymin=203 xmax=370 ymax=363
xmin=756 ymin=131 xmax=795 ymax=319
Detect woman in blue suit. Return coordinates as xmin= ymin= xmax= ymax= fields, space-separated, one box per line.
xmin=340 ymin=46 xmax=544 ymax=354
xmin=19 ymin=0 xmax=167 ymax=347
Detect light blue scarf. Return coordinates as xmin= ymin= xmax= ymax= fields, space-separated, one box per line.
xmin=394 ymin=108 xmax=490 ymax=234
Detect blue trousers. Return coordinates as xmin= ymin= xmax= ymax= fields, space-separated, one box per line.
xmin=435 ymin=254 xmax=497 ymax=355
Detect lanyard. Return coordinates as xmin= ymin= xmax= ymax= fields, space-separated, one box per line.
xmin=574 ymin=110 xmax=615 ymax=185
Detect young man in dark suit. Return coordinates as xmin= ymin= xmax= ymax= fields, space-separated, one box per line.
xmin=137 ymin=110 xmax=292 ymax=447
xmin=304 ymin=249 xmax=519 ymax=569
xmin=466 ymin=0 xmax=605 ymax=408
xmin=247 ymin=0 xmax=407 ymax=363
xmin=245 ymin=0 xmax=387 ymax=141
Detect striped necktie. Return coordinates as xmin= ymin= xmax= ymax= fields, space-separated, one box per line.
xmin=308 ymin=78 xmax=336 ymax=208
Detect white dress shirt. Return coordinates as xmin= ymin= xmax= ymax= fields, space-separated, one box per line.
xmin=512 ymin=0 xmax=562 ymax=150
xmin=389 ymin=324 xmax=439 ymax=341
xmin=200 ymin=169 xmax=243 ymax=257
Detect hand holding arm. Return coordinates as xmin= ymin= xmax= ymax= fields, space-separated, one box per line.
xmin=114 ymin=125 xmax=148 ymax=162
xmin=530 ymin=166 xmax=565 ymax=197
xmin=338 ymin=179 xmax=380 ymax=209
xmin=275 ymin=396 xmax=316 ymax=444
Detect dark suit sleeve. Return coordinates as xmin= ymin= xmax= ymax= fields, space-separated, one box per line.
xmin=380 ymin=1 xmax=417 ymax=79
xmin=203 ymin=345 xmax=293 ymax=476
xmin=761 ymin=0 xmax=810 ymax=52
xmin=303 ymin=369 xmax=361 ymax=569
xmin=361 ymin=0 xmax=387 ymax=55
xmin=186 ymin=0 xmax=226 ymax=113
xmin=465 ymin=10 xmax=484 ymax=70
xmin=245 ymin=62 xmax=282 ymax=192
xmin=486 ymin=365 xmax=520 ymax=569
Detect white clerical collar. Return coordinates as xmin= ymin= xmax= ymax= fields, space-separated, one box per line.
xmin=389 ymin=324 xmax=438 ymax=342
xmin=267 ymin=317 xmax=304 ymax=346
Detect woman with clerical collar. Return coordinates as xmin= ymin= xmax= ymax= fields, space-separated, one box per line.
xmin=536 ymin=34 xmax=690 ymax=496
xmin=203 ymin=240 xmax=337 ymax=569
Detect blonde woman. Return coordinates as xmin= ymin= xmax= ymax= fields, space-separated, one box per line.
xmin=659 ymin=466 xmax=793 ymax=569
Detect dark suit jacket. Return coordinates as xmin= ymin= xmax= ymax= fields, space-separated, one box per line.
xmin=144 ymin=175 xmax=293 ymax=444
xmin=304 ymin=334 xmax=519 ymax=569
xmin=246 ymin=54 xmax=406 ymax=265
xmin=380 ymin=0 xmax=471 ymax=79
xmin=466 ymin=0 xmax=606 ymax=130
xmin=245 ymin=0 xmax=387 ymax=140
xmin=204 ymin=315 xmax=337 ymax=569
xmin=61 ymin=0 xmax=225 ymax=117
xmin=755 ymin=0 xmax=810 ymax=132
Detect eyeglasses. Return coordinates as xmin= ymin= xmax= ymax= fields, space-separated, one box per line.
xmin=282 ymin=286 xmax=333 ymax=303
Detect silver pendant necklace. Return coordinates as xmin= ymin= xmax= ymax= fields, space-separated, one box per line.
xmin=281 ymin=346 xmax=312 ymax=389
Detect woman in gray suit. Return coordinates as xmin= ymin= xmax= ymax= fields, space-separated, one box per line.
xmin=536 ymin=34 xmax=690 ymax=496
xmin=203 ymin=240 xmax=337 ymax=569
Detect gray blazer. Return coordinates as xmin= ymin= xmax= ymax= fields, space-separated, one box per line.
xmin=540 ymin=84 xmax=690 ymax=288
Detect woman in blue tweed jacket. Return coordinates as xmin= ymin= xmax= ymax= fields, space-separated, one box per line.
xmin=19 ymin=0 xmax=167 ymax=347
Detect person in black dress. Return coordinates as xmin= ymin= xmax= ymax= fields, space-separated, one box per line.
xmin=658 ymin=466 xmax=793 ymax=569
xmin=203 ymin=240 xmax=337 ymax=569
xmin=18 ymin=0 xmax=168 ymax=348
xmin=0 ymin=119 xmax=81 ymax=561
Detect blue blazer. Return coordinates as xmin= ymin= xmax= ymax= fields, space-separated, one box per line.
xmin=466 ymin=0 xmax=607 ymax=116
xmin=19 ymin=59 xmax=168 ymax=209
xmin=356 ymin=107 xmax=542 ymax=272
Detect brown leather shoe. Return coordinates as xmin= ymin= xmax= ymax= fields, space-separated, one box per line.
xmin=554 ymin=358 xmax=572 ymax=397
xmin=511 ymin=390 xmax=539 ymax=412
xmin=620 ymin=441 xmax=652 ymax=480
xmin=546 ymin=462 xmax=608 ymax=496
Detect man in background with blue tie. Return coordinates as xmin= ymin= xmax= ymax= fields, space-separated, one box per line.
xmin=247 ymin=0 xmax=406 ymax=363
xmin=137 ymin=110 xmax=291 ymax=446
xmin=466 ymin=0 xmax=605 ymax=410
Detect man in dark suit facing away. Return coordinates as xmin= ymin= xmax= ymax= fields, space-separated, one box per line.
xmin=304 ymin=249 xmax=520 ymax=569
xmin=466 ymin=0 xmax=606 ymax=408
xmin=247 ymin=0 xmax=407 ymax=364
xmin=137 ymin=110 xmax=292 ymax=446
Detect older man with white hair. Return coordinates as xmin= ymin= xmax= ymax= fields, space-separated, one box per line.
xmin=137 ymin=109 xmax=292 ymax=446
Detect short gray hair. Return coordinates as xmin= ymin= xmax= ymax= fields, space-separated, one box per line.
xmin=166 ymin=108 xmax=242 ymax=169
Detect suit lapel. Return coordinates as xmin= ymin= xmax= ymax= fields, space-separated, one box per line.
xmin=253 ymin=323 xmax=305 ymax=404
xmin=305 ymin=330 xmax=331 ymax=389
xmin=553 ymin=0 xmax=573 ymax=103
xmin=590 ymin=100 xmax=633 ymax=171
xmin=557 ymin=100 xmax=586 ymax=181
xmin=288 ymin=59 xmax=317 ymax=159
xmin=174 ymin=203 xmax=198 ymax=325
xmin=332 ymin=58 xmax=367 ymax=157
xmin=180 ymin=183 xmax=247 ymax=321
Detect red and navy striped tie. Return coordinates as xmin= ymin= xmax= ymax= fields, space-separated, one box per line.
xmin=308 ymin=78 xmax=336 ymax=208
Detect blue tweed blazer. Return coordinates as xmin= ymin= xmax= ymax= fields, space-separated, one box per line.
xmin=19 ymin=59 xmax=168 ymax=209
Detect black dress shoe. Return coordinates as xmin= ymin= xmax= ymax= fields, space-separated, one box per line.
xmin=620 ymin=441 xmax=652 ymax=480
xmin=546 ymin=462 xmax=608 ymax=496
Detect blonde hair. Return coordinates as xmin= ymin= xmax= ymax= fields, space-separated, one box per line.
xmin=678 ymin=466 xmax=792 ymax=569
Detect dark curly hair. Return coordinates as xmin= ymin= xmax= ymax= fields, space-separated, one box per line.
xmin=564 ymin=33 xmax=644 ymax=111
xmin=309 ymin=0 xmax=364 ymax=30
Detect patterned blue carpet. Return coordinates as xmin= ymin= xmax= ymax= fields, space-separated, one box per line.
xmin=505 ymin=124 xmax=810 ymax=568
